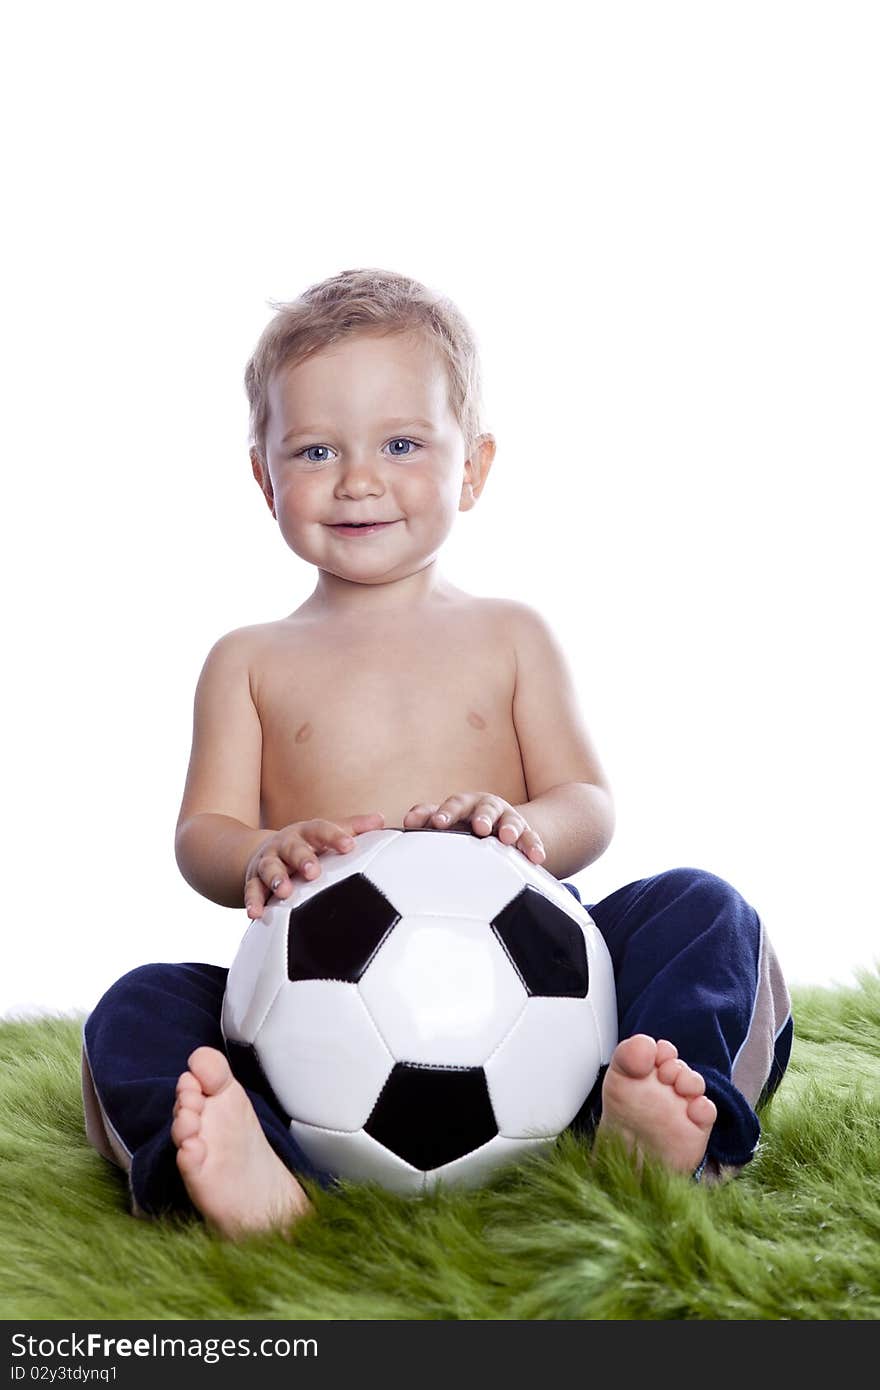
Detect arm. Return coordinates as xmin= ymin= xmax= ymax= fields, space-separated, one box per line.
xmin=512 ymin=783 xmax=613 ymax=880
xmin=176 ymin=814 xmax=277 ymax=910
xmin=509 ymin=602 xmax=615 ymax=880
xmin=174 ymin=629 xmax=274 ymax=909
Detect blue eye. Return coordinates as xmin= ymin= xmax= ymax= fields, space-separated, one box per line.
xmin=293 ymin=438 xmax=421 ymax=465
xmin=387 ymin=437 xmax=420 ymax=457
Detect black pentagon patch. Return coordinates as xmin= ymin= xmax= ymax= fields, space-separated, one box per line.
xmin=224 ymin=1038 xmax=292 ymax=1126
xmin=364 ymin=1062 xmax=498 ymax=1170
xmin=492 ymin=885 xmax=589 ymax=998
xmin=287 ymin=874 xmax=400 ymax=983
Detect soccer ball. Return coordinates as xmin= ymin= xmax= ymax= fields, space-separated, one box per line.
xmin=221 ymin=827 xmax=617 ymax=1194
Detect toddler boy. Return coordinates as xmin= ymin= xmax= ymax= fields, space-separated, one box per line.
xmin=82 ymin=267 xmax=793 ymax=1239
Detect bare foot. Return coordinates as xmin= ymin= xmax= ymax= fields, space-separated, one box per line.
xmin=596 ymin=1034 xmax=717 ymax=1175
xmin=171 ymin=1046 xmax=314 ymax=1239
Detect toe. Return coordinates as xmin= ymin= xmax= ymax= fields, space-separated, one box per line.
xmin=687 ymin=1094 xmax=718 ymax=1130
xmin=175 ymin=1135 xmax=206 ymax=1172
xmin=654 ymin=1038 xmax=679 ymax=1065
xmin=187 ymin=1046 xmax=234 ymax=1096
xmin=176 ymin=1071 xmax=200 ymax=1096
xmin=672 ymin=1066 xmax=706 ymax=1099
xmin=171 ymin=1107 xmax=200 ymax=1147
xmin=174 ymin=1088 xmax=205 ymax=1119
xmin=609 ymin=1034 xmax=658 ymax=1079
xmin=656 ymin=1057 xmax=685 ymax=1086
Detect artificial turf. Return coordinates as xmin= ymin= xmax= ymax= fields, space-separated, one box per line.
xmin=1 ymin=972 xmax=878 ymax=1320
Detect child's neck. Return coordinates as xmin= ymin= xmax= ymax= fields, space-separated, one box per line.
xmin=295 ymin=563 xmax=461 ymax=622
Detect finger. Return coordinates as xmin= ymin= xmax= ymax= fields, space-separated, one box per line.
xmin=278 ymin=822 xmax=356 ymax=881
xmin=496 ymin=813 xmax=526 ymax=846
xmin=265 ymin=853 xmax=308 ymax=892
xmin=350 ymin=811 xmax=386 ymax=831
xmin=245 ymin=860 xmax=294 ymax=917
xmin=404 ymin=803 xmax=440 ymax=827
xmin=244 ymin=874 xmax=269 ymax=919
xmin=249 ymin=821 xmax=358 ymax=911
xmin=430 ymin=794 xmax=475 ymax=827
xmin=470 ymin=798 xmax=503 ymax=835
xmin=298 ymin=819 xmax=357 ymax=851
xmin=517 ymin=826 xmax=546 ymax=863
xmin=252 ymin=842 xmax=317 ymax=906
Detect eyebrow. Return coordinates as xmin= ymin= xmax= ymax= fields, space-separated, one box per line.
xmin=281 ymin=417 xmax=437 ymax=445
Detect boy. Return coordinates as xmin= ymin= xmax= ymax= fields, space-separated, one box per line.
xmin=81 ymin=267 xmax=793 ymax=1240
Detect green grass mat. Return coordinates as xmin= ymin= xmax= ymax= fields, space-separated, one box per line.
xmin=1 ymin=973 xmax=879 ymax=1320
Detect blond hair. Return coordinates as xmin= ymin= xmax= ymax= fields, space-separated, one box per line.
xmin=244 ymin=267 xmax=486 ymax=463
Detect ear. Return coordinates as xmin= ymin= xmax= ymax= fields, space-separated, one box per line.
xmin=250 ymin=446 xmax=276 ymax=517
xmin=459 ymin=434 xmax=497 ymax=512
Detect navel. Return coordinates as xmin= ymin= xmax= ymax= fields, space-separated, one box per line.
xmin=467 ymin=710 xmax=487 ymax=731
xmin=295 ymin=721 xmax=313 ymax=743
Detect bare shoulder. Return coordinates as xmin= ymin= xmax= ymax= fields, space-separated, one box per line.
xmin=200 ymin=619 xmax=270 ymax=671
xmin=482 ymin=600 xmax=578 ymax=699
xmin=456 ymin=594 xmax=532 ymax=627
xmin=480 ymin=597 xmax=563 ymax=652
xmin=477 ymin=597 xmax=545 ymax=620
xmin=212 ymin=615 xmax=304 ymax=654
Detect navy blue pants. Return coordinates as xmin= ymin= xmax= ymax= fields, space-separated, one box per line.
xmin=81 ymin=867 xmax=793 ymax=1215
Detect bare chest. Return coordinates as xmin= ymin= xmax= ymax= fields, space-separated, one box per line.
xmin=252 ymin=610 xmax=526 ymax=830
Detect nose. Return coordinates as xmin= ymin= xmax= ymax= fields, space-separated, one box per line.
xmin=334 ymin=451 xmax=387 ymax=496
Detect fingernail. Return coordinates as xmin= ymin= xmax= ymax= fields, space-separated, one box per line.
xmin=435 ymin=813 xmax=448 ymax=824
xmin=271 ymin=877 xmax=282 ymax=891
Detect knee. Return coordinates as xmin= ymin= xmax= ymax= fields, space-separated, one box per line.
xmin=655 ymin=866 xmax=749 ymax=909
xmin=104 ymin=962 xmax=181 ymax=998
xmin=83 ymin=964 xmax=169 ymax=1054
xmin=650 ymin=867 xmax=759 ymax=942
xmin=86 ymin=961 xmax=226 ymax=1027
xmin=86 ymin=963 xmax=190 ymax=1025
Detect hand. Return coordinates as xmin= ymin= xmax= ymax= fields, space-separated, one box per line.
xmin=244 ymin=811 xmax=385 ymax=919
xmin=403 ymin=793 xmax=546 ymax=866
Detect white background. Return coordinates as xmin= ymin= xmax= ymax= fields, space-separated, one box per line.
xmin=2 ymin=1 xmax=877 ymax=1018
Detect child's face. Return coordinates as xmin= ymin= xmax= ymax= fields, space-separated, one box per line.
xmin=253 ymin=331 xmax=492 ymax=587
